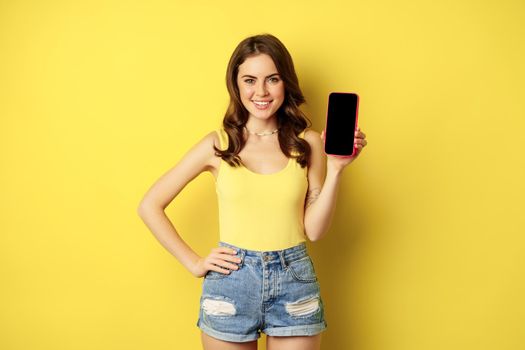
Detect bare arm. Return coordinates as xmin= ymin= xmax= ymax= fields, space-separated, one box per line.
xmin=137 ymin=131 xmax=240 ymax=277
xmin=303 ymin=128 xmax=367 ymax=241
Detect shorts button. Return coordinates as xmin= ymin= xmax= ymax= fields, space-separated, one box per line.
xmin=263 ymin=255 xmax=270 ymax=262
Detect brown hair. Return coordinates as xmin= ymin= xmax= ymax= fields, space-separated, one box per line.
xmin=214 ymin=33 xmax=312 ymax=168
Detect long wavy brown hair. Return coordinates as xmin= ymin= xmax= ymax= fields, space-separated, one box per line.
xmin=214 ymin=34 xmax=312 ymax=168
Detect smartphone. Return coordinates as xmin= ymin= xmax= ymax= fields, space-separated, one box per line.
xmin=324 ymin=92 xmax=360 ymax=157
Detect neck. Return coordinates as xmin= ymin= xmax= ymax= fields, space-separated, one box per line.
xmin=245 ymin=117 xmax=278 ymax=134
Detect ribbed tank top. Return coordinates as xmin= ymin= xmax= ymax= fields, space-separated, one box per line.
xmin=215 ymin=128 xmax=309 ymax=251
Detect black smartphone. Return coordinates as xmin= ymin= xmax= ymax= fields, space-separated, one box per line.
xmin=324 ymin=92 xmax=360 ymax=157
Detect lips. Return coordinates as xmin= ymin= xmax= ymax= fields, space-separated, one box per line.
xmin=252 ymin=100 xmax=272 ymax=110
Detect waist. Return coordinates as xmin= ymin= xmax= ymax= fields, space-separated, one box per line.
xmin=218 ymin=241 xmax=308 ymax=263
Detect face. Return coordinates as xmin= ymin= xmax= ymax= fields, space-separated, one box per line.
xmin=236 ymin=53 xmax=285 ymax=121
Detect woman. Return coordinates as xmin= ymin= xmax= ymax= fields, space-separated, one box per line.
xmin=138 ymin=33 xmax=367 ymax=350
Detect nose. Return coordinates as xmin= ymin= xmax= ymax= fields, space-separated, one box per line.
xmin=255 ymin=81 xmax=268 ymax=97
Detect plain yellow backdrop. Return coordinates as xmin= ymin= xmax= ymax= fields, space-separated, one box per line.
xmin=1 ymin=0 xmax=524 ymax=349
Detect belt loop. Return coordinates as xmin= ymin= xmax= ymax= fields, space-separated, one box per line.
xmin=278 ymin=250 xmax=287 ymax=269
xmin=239 ymin=248 xmax=246 ymax=268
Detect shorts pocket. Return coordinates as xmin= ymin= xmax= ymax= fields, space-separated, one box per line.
xmin=287 ymin=256 xmax=318 ymax=283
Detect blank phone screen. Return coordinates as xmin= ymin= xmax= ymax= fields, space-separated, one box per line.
xmin=324 ymin=93 xmax=359 ymax=156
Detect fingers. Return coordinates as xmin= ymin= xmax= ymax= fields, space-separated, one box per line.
xmin=205 ymin=259 xmax=238 ymax=274
xmin=208 ymin=258 xmax=239 ymax=273
xmin=204 ymin=247 xmax=242 ymax=274
xmin=354 ymin=128 xmax=367 ymax=148
xmin=354 ymin=138 xmax=367 ymax=147
xmin=355 ymin=128 xmax=366 ymax=139
xmin=212 ymin=247 xmax=237 ymax=255
xmin=211 ymin=247 xmax=241 ymax=263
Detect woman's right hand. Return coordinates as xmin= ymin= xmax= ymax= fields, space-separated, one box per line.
xmin=191 ymin=246 xmax=242 ymax=278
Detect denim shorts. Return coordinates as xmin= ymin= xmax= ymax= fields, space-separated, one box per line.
xmin=196 ymin=241 xmax=327 ymax=342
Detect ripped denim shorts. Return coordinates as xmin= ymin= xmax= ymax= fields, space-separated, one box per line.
xmin=196 ymin=241 xmax=327 ymax=343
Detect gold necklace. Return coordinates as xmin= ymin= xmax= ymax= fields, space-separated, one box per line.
xmin=244 ymin=126 xmax=279 ymax=136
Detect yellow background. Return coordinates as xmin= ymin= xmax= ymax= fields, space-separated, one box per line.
xmin=1 ymin=0 xmax=524 ymax=349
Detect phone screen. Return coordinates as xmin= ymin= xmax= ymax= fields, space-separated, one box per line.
xmin=324 ymin=92 xmax=359 ymax=156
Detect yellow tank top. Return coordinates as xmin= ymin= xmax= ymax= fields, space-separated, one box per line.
xmin=215 ymin=128 xmax=309 ymax=251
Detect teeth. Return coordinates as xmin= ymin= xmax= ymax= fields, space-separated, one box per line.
xmin=254 ymin=101 xmax=270 ymax=106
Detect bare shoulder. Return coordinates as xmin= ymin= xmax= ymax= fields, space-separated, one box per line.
xmin=200 ymin=129 xmax=221 ymax=150
xmin=303 ymin=128 xmax=323 ymax=149
xmin=156 ymin=129 xmax=220 ymax=179
xmin=197 ymin=130 xmax=221 ymax=172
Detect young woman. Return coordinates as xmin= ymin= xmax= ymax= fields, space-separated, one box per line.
xmin=138 ymin=33 xmax=367 ymax=350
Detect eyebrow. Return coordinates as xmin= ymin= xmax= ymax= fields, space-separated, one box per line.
xmin=240 ymin=73 xmax=280 ymax=79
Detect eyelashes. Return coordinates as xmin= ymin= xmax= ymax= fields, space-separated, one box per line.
xmin=243 ymin=77 xmax=281 ymax=84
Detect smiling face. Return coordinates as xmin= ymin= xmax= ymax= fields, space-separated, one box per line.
xmin=236 ymin=53 xmax=285 ymax=122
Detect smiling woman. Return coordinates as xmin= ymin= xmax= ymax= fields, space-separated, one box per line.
xmin=137 ymin=33 xmax=367 ymax=350
xmin=215 ymin=34 xmax=313 ymax=170
xmin=237 ymin=55 xmax=285 ymax=127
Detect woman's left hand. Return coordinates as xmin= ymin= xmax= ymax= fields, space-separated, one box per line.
xmin=321 ymin=127 xmax=367 ymax=172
